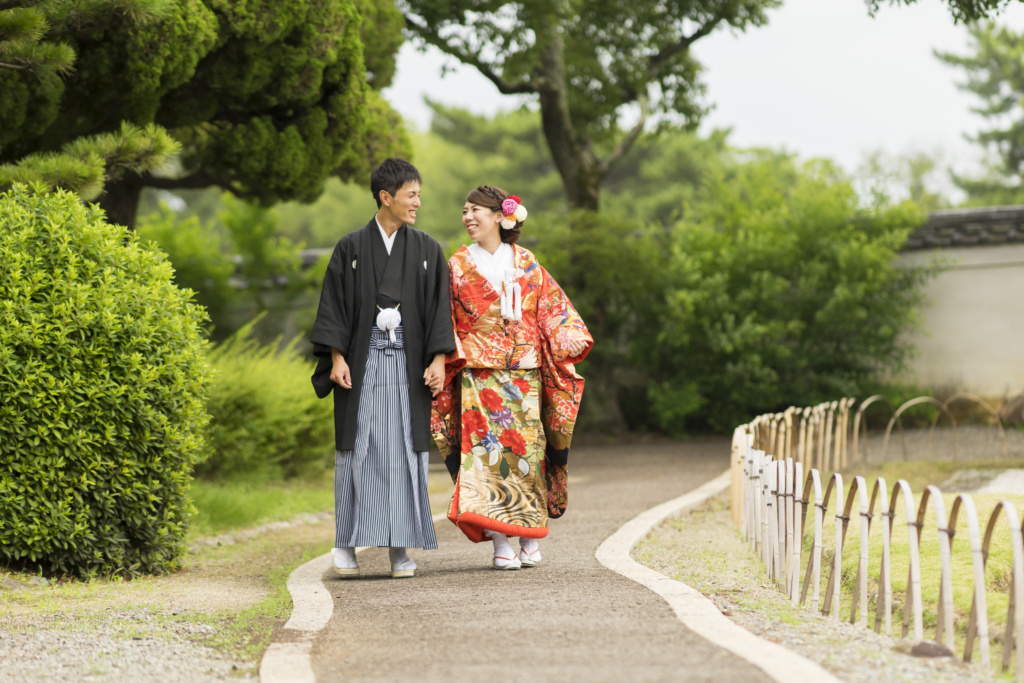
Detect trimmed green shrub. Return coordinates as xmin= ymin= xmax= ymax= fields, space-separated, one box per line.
xmin=0 ymin=184 xmax=210 ymax=577
xmin=196 ymin=318 xmax=333 ymax=482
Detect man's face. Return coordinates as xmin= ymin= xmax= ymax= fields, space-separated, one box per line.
xmin=381 ymin=181 xmax=421 ymax=225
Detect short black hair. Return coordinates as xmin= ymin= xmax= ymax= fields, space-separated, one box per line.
xmin=370 ymin=158 xmax=422 ymax=209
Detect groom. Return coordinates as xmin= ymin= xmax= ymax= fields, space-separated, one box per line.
xmin=311 ymin=158 xmax=455 ymax=578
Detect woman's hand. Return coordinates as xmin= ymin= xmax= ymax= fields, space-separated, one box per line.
xmin=564 ymin=338 xmax=587 ymax=358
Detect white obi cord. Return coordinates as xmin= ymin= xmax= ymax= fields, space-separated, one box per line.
xmin=376 ymin=305 xmax=402 ymax=343
xmin=499 ymin=268 xmax=522 ymax=321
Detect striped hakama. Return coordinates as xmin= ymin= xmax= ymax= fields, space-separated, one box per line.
xmin=334 ymin=326 xmax=438 ymax=549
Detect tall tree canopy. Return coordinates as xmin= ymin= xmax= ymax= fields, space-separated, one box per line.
xmin=401 ymin=0 xmax=779 ymax=211
xmin=867 ymin=0 xmax=1016 ymax=23
xmin=0 ymin=1 xmax=182 ymax=204
xmin=936 ymin=22 xmax=1024 ymax=202
xmin=0 ymin=0 xmax=408 ymax=227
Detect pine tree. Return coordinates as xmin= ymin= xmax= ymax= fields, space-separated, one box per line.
xmin=0 ymin=0 xmax=408 ymax=227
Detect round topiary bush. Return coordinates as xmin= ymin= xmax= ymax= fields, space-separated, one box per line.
xmin=0 ymin=185 xmax=211 ymax=577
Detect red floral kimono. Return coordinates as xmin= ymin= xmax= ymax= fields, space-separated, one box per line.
xmin=431 ymin=245 xmax=592 ymax=542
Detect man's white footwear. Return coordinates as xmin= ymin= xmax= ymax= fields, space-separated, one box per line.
xmin=389 ymin=547 xmax=416 ymax=578
xmin=518 ymin=538 xmax=542 ymax=568
xmin=332 ymin=547 xmax=359 ymax=577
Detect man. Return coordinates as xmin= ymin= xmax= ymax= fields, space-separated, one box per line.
xmin=311 ymin=158 xmax=455 ymax=578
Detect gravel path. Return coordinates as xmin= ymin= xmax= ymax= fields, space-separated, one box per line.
xmin=636 ymin=492 xmax=995 ymax=683
xmin=0 ymin=615 xmax=248 ymax=683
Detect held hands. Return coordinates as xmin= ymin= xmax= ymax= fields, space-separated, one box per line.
xmin=330 ymin=350 xmax=352 ymax=389
xmin=423 ymin=354 xmax=445 ymax=397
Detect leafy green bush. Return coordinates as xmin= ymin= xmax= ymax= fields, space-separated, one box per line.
xmin=0 ymin=185 xmax=210 ymax=577
xmin=196 ymin=319 xmax=333 ymax=482
xmin=648 ymin=155 xmax=935 ymax=432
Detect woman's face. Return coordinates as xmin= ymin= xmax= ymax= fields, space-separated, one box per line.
xmin=462 ymin=201 xmax=502 ymax=244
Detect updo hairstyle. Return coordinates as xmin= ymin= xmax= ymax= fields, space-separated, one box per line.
xmin=465 ymin=185 xmax=521 ymax=245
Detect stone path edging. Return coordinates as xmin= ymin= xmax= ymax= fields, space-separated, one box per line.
xmin=594 ymin=469 xmax=843 ymax=683
xmin=258 ymin=512 xmax=448 ymax=683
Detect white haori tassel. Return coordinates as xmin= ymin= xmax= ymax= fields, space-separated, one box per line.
xmin=376 ymin=305 xmax=402 ymax=343
xmin=512 ymin=282 xmax=522 ymax=321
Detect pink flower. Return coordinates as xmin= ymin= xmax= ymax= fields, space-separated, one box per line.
xmin=501 ymin=198 xmax=519 ymax=215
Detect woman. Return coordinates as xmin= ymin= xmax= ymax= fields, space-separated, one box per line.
xmin=431 ymin=186 xmax=592 ymax=570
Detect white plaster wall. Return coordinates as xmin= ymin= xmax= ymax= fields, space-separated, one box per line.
xmin=898 ymin=244 xmax=1024 ymax=397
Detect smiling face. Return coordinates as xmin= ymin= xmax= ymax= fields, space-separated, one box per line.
xmin=462 ymin=201 xmax=502 ymax=247
xmin=379 ymin=181 xmax=421 ymax=226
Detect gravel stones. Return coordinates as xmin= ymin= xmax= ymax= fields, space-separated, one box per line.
xmin=0 ymin=613 xmax=253 ymax=682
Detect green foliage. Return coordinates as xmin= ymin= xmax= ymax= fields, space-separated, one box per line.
xmin=649 ymin=154 xmax=933 ymax=432
xmin=0 ymin=184 xmax=210 ymax=578
xmin=404 ymin=0 xmax=780 ymax=211
xmin=855 ymin=149 xmax=951 ymax=212
xmin=936 ymin=23 xmax=1024 ymax=204
xmin=136 ymin=205 xmax=237 ymax=331
xmin=867 ymin=0 xmax=1013 ymax=23
xmin=137 ymin=196 xmax=319 ymax=341
xmin=0 ymin=0 xmax=408 ymax=227
xmin=196 ymin=319 xmax=333 ymax=482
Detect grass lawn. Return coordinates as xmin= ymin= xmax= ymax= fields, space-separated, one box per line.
xmin=792 ymin=457 xmax=1024 ymax=669
xmin=189 ymin=468 xmax=336 ymax=539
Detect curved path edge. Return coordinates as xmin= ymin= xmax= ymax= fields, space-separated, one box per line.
xmin=595 ymin=469 xmax=843 ymax=683
xmin=258 ymin=512 xmax=448 ymax=683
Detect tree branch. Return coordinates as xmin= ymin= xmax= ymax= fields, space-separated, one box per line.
xmin=0 ymin=61 xmax=30 ymax=71
xmin=404 ymin=14 xmax=538 ymax=95
xmin=140 ymin=172 xmax=257 ymax=199
xmin=647 ymin=17 xmax=721 ymax=77
xmin=599 ymin=92 xmax=649 ymax=177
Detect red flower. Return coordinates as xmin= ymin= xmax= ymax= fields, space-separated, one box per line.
xmin=479 ymin=388 xmax=504 ymax=412
xmin=509 ymin=194 xmax=521 ymax=204
xmin=462 ymin=409 xmax=488 ymax=438
xmin=512 ymin=378 xmax=531 ymax=395
xmin=461 ymin=428 xmax=473 ymax=453
xmin=499 ymin=429 xmax=527 ymax=456
xmin=474 ymin=368 xmax=493 ymax=381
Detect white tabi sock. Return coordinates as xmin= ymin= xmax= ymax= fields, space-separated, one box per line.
xmin=332 ymin=547 xmax=358 ymax=570
xmin=519 ymin=537 xmax=542 ymax=563
xmin=389 ymin=547 xmax=416 ymax=571
xmin=485 ymin=530 xmax=518 ymax=567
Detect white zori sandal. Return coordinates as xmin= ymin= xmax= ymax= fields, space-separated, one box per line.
xmin=486 ymin=530 xmax=522 ymax=570
xmin=332 ymin=547 xmax=359 ymax=578
xmin=518 ymin=538 xmax=541 ymax=568
xmin=389 ymin=547 xmax=416 ymax=579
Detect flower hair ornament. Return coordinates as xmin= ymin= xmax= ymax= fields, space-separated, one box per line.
xmin=500 ymin=195 xmax=528 ymax=231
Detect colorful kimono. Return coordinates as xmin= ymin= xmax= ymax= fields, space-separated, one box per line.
xmin=432 ymin=245 xmax=592 ymax=542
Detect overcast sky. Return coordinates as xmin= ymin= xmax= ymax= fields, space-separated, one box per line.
xmin=382 ymin=0 xmax=1024 ymax=180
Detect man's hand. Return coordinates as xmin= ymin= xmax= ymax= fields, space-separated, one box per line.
xmin=331 ymin=348 xmax=352 ymax=389
xmin=423 ymin=353 xmax=446 ymax=397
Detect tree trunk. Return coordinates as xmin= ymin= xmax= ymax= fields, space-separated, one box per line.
xmin=97 ymin=175 xmax=144 ymax=229
xmin=532 ymin=17 xmax=602 ymax=212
